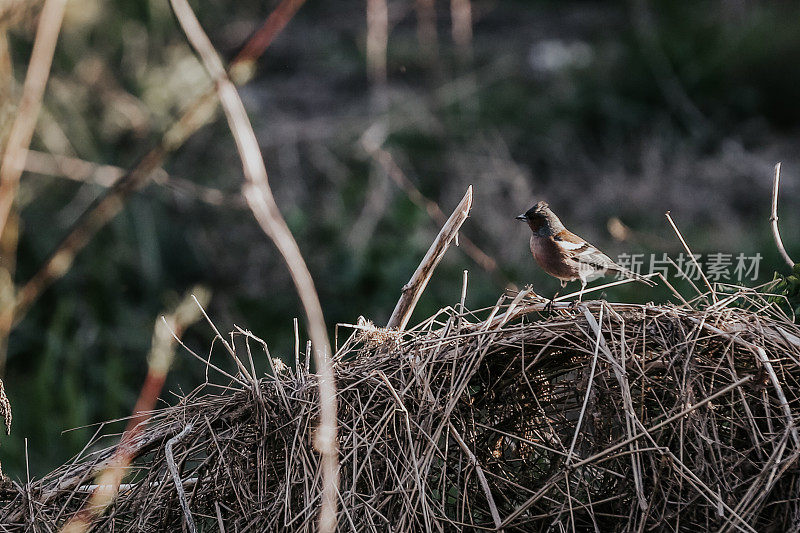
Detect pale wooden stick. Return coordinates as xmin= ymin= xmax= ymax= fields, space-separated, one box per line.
xmin=386 ymin=186 xmax=473 ymax=330
xmin=770 ymin=163 xmax=795 ymax=268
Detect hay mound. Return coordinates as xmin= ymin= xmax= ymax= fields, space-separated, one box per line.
xmin=3 ymin=294 xmax=800 ymax=532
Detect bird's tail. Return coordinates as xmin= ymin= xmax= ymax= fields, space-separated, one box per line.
xmin=615 ymin=268 xmax=656 ymax=287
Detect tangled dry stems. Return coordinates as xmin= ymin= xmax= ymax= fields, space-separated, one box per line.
xmin=3 ymin=287 xmax=800 ymax=532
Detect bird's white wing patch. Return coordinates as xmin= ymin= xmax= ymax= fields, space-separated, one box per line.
xmin=556 ymin=240 xmax=586 ymax=251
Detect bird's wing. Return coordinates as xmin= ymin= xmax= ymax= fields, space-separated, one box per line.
xmin=553 ymin=230 xmax=618 ymax=271
xmin=554 ymin=230 xmax=655 ymax=285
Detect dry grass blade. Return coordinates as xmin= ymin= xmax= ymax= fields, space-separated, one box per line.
xmin=167 ymin=1 xmax=338 ymax=531
xmin=665 ymin=210 xmax=717 ymax=303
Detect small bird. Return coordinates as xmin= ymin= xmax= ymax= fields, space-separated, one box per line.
xmin=517 ymin=201 xmax=654 ymax=302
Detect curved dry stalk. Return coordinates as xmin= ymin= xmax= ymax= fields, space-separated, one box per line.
xmin=770 ymin=163 xmax=795 ymax=268
xmin=165 ymin=424 xmax=197 ymax=533
xmin=167 ymin=1 xmax=338 ymax=532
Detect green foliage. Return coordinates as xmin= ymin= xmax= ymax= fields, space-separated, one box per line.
xmin=771 ymin=263 xmax=800 ymax=319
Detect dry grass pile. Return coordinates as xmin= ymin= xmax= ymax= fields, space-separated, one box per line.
xmin=3 ymin=289 xmax=800 ymax=532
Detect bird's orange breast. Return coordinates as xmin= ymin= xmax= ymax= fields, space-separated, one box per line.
xmin=530 ymin=236 xmax=580 ymax=281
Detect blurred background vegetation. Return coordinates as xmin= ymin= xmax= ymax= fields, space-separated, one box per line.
xmin=1 ymin=0 xmax=799 ymax=479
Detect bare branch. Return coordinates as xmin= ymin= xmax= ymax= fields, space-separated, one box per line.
xmin=770 ymin=162 xmax=795 ymax=268
xmin=387 ymin=185 xmax=473 ymax=330
xmin=167 ymin=2 xmax=338 ymax=532
xmin=0 ymin=0 xmax=66 ymax=234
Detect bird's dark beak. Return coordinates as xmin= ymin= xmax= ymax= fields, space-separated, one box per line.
xmin=515 ymin=214 xmax=527 ymax=221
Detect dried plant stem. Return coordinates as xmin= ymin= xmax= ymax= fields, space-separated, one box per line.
xmin=0 ymin=0 xmax=66 ymax=235
xmin=366 ymin=0 xmax=388 ymax=86
xmin=770 ymin=163 xmax=795 ymax=268
xmin=448 ymin=423 xmax=501 ymax=528
xmin=665 ymin=211 xmax=717 ymax=303
xmin=387 ymin=186 xmax=473 ymax=330
xmin=230 ymin=0 xmax=307 ymax=80
xmin=370 ymin=146 xmax=511 ymax=287
xmin=449 ymin=0 xmax=473 ymax=62
xmin=565 ymin=305 xmax=604 ymax=464
xmin=167 ymin=2 xmax=338 ymax=532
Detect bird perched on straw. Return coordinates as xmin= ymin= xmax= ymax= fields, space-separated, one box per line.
xmin=517 ymin=201 xmax=654 ymax=302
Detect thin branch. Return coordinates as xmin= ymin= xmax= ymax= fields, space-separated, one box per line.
xmin=770 ymin=162 xmax=795 ymax=268
xmin=167 ymin=2 xmax=338 ymax=533
xmin=368 ymin=145 xmax=513 ymax=288
xmin=448 ymin=423 xmax=501 ymax=528
xmin=0 ymin=0 xmax=66 ymax=374
xmin=0 ymin=0 xmax=66 ymax=234
xmin=230 ymin=0 xmax=307 ymax=80
xmin=386 ymin=185 xmax=473 ymax=330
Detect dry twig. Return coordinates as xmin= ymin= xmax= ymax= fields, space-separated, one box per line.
xmin=770 ymin=162 xmax=795 ymax=268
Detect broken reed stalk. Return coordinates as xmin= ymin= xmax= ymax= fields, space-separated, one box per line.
xmin=167 ymin=2 xmax=338 ymax=532
xmin=386 ymin=185 xmax=473 ymax=330
xmin=770 ymin=162 xmax=795 ymax=268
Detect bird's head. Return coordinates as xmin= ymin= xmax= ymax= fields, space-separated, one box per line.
xmin=516 ymin=201 xmax=564 ymax=235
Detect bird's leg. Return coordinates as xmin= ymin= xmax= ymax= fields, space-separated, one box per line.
xmin=568 ymin=279 xmax=587 ymax=310
xmin=578 ymin=279 xmax=587 ymax=303
xmin=547 ymin=280 xmax=567 ymax=313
